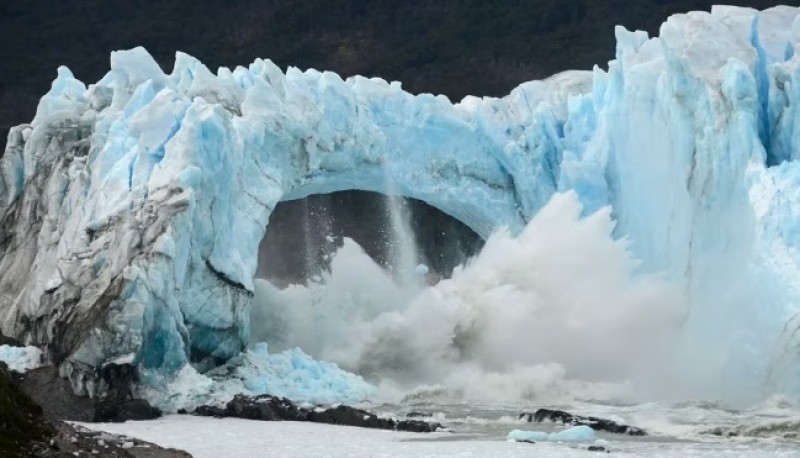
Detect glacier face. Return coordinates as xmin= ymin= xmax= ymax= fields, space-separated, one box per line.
xmin=1 ymin=5 xmax=800 ymax=404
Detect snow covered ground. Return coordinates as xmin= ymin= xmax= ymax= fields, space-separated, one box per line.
xmin=78 ymin=415 xmax=800 ymax=458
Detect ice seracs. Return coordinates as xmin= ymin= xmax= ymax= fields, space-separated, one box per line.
xmin=1 ymin=5 xmax=800 ymax=407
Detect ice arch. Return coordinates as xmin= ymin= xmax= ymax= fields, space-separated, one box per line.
xmin=0 ymin=47 xmax=573 ymax=394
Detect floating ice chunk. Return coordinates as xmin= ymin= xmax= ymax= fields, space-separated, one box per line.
xmin=507 ymin=425 xmax=596 ymax=443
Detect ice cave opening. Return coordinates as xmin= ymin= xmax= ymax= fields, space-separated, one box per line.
xmin=256 ymin=190 xmax=484 ymax=286
xmin=249 ymin=189 xmax=484 ymax=378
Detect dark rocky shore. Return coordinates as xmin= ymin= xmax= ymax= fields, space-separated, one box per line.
xmin=0 ymin=361 xmax=188 ymax=458
xmin=519 ymin=408 xmax=647 ymax=436
xmin=192 ymin=394 xmax=442 ymax=433
xmin=2 ymin=334 xmax=440 ymax=457
xmin=11 ymin=364 xmax=162 ymax=424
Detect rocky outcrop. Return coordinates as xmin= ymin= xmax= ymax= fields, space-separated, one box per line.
xmin=703 ymin=421 xmax=800 ymax=440
xmin=0 ymin=362 xmax=54 ymax=457
xmin=0 ymin=362 xmax=184 ymax=458
xmin=40 ymin=422 xmax=192 ymax=458
xmin=519 ymin=408 xmax=646 ymax=436
xmin=193 ymin=394 xmax=441 ymax=433
xmin=12 ymin=364 xmax=160 ymax=423
xmin=94 ymin=399 xmax=162 ymax=423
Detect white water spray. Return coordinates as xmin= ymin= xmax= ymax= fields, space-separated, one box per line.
xmin=301 ymin=198 xmax=316 ymax=281
xmin=382 ymin=154 xmax=425 ymax=292
xmin=252 ymin=192 xmax=688 ymax=403
xmin=385 ymin=194 xmax=421 ymax=290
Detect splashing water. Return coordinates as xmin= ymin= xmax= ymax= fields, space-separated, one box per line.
xmin=383 ymin=150 xmax=425 ymax=293
xmin=384 ymin=193 xmax=423 ymax=292
xmin=252 ymin=192 xmax=693 ymax=403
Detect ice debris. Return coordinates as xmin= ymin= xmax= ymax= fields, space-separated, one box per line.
xmin=507 ymin=425 xmax=597 ymax=443
xmin=0 ymin=345 xmax=43 ymax=373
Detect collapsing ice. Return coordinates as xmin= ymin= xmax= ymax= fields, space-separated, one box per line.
xmin=1 ymin=5 xmax=800 ymax=408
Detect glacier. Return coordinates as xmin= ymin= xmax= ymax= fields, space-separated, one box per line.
xmin=1 ymin=5 xmax=800 ymax=406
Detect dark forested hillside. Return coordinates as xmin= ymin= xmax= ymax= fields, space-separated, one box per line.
xmin=0 ymin=0 xmax=792 ymax=143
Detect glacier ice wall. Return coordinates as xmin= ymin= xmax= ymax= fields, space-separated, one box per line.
xmin=1 ymin=5 xmax=800 ymax=401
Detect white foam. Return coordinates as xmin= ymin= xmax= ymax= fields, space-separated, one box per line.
xmin=252 ymin=192 xmax=685 ymax=403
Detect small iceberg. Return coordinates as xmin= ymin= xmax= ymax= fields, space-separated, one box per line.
xmin=507 ymin=425 xmax=596 ymax=443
